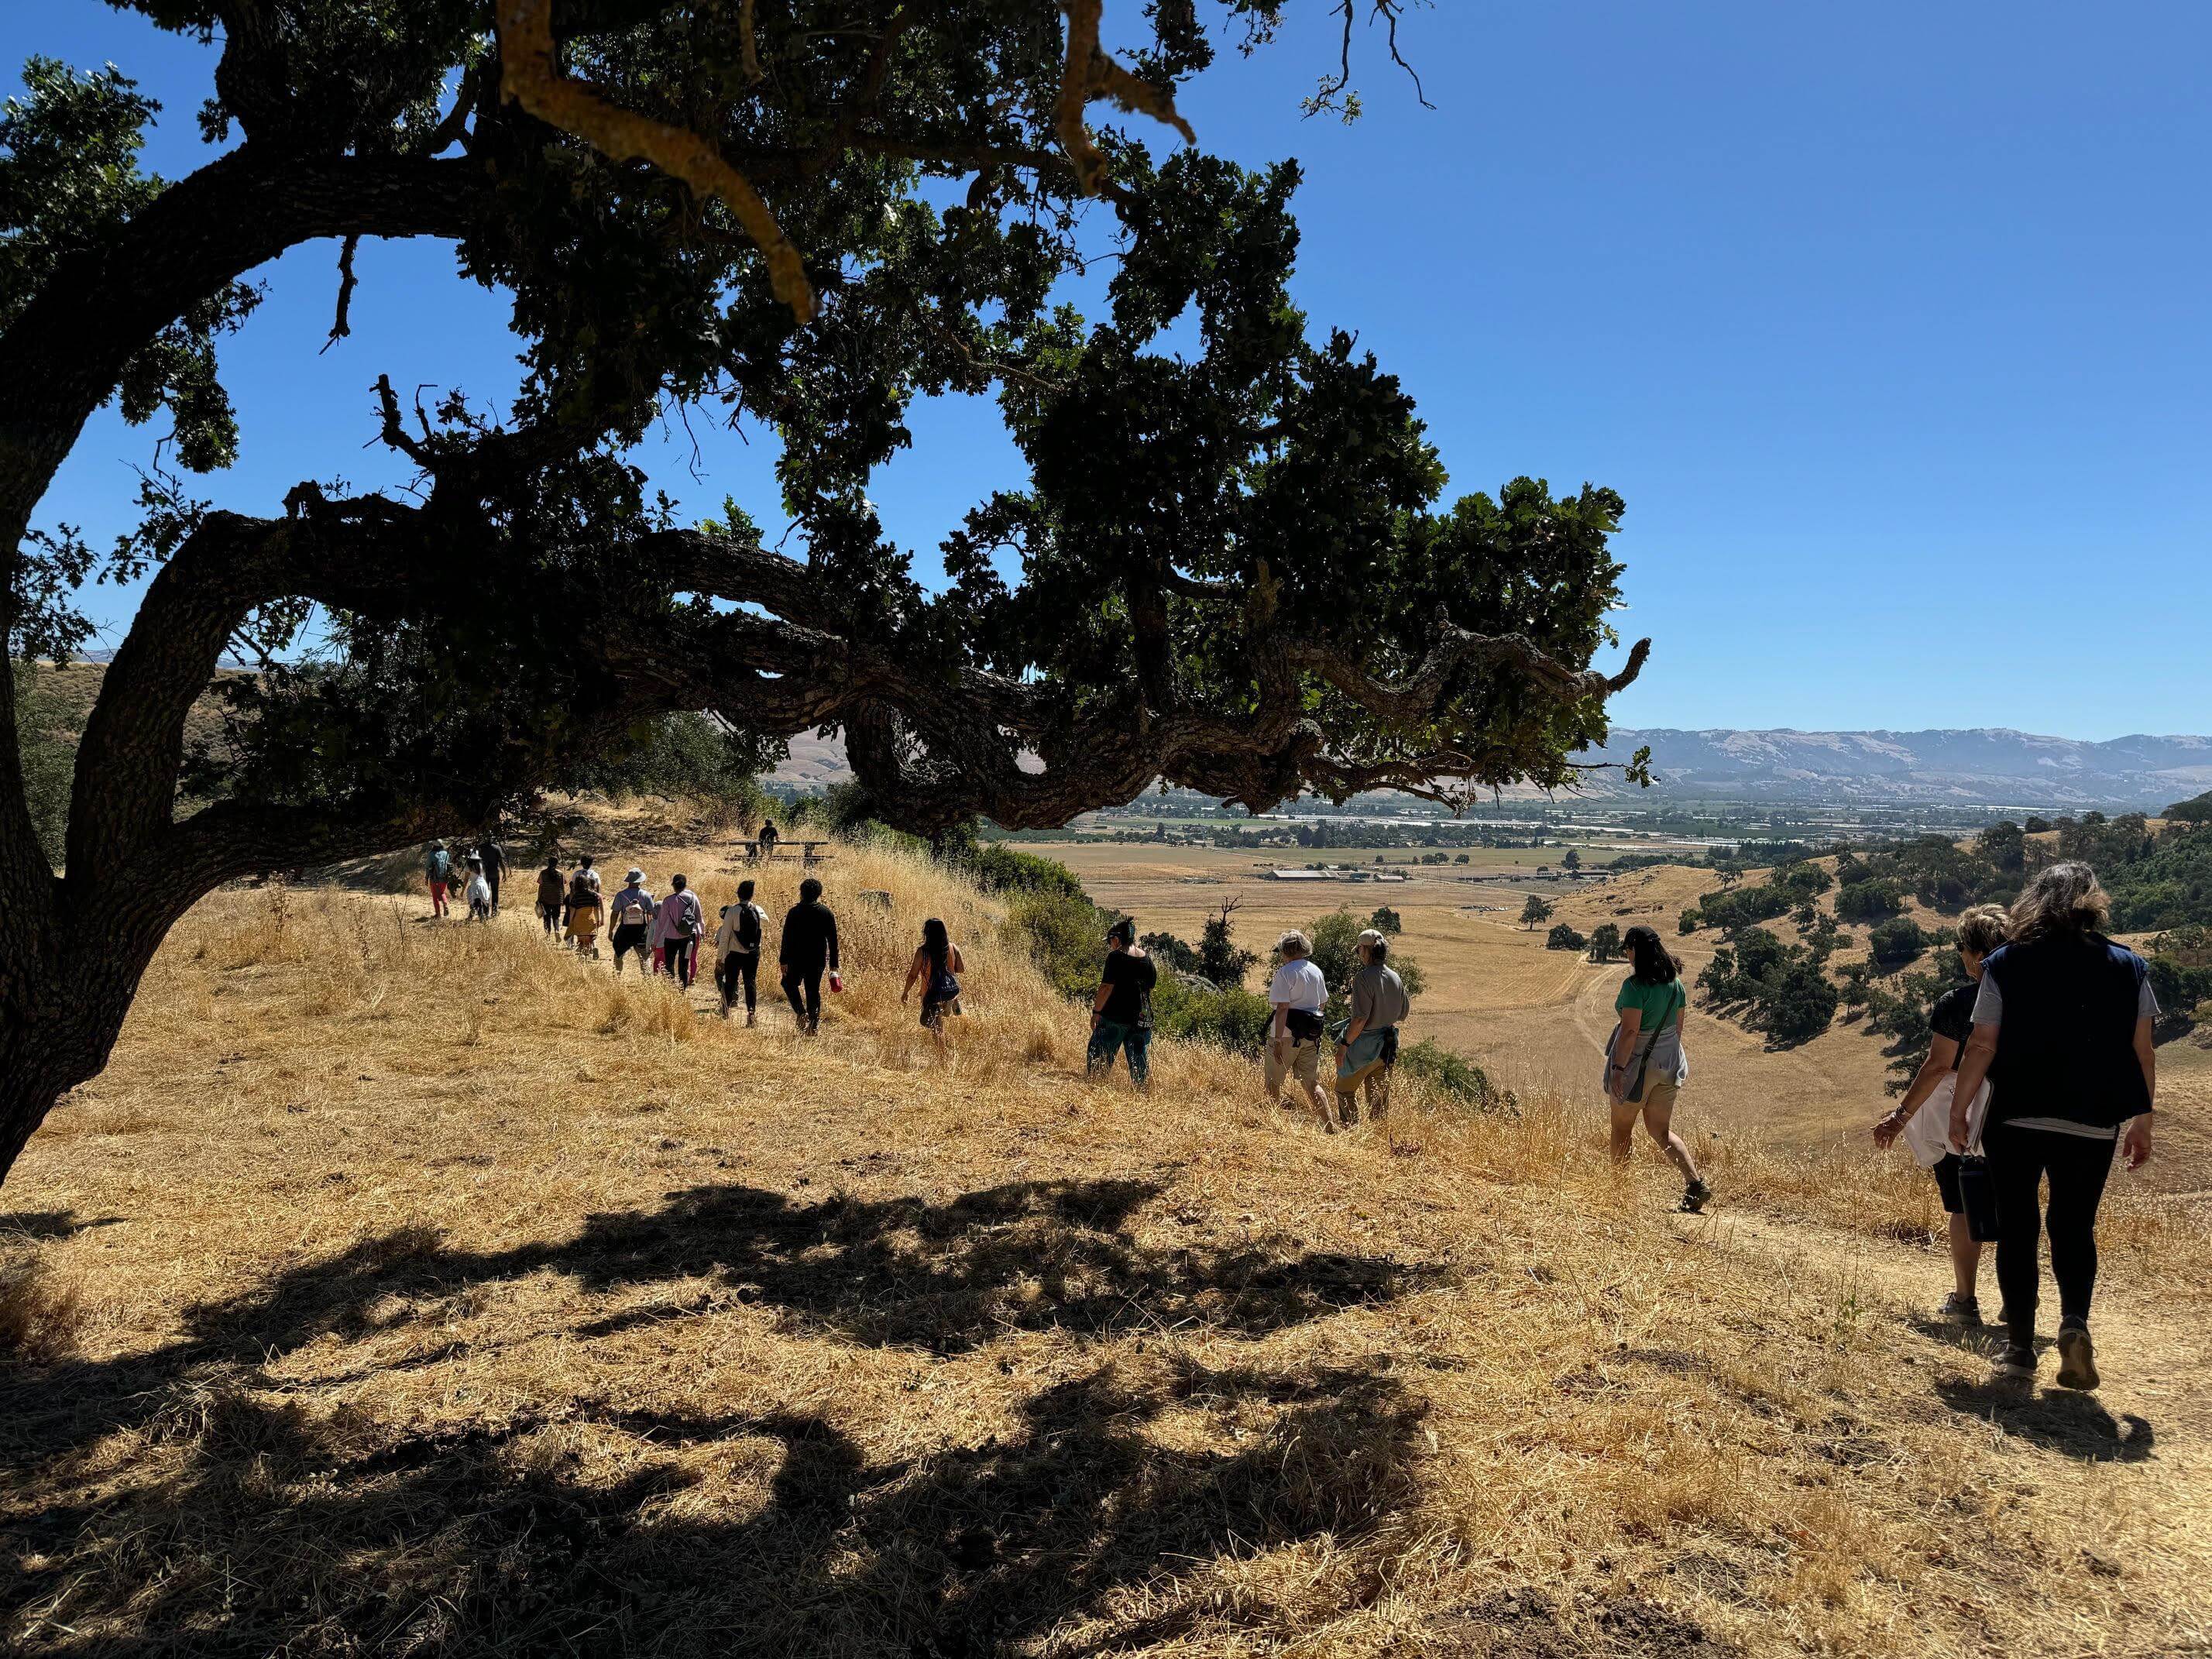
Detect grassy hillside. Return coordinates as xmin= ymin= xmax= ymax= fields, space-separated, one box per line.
xmin=2 ymin=836 xmax=2208 ymax=1655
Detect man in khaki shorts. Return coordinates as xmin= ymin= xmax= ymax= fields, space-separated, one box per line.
xmin=1265 ymin=930 xmax=1336 ymax=1130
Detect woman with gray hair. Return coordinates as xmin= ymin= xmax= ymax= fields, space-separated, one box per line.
xmin=1266 ymin=929 xmax=1334 ymax=1128
xmin=1950 ymin=863 xmax=2156 ymax=1389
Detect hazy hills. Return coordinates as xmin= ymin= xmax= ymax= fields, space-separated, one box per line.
xmin=1577 ymin=726 xmax=2212 ymax=809
xmin=773 ymin=725 xmax=2212 ymax=811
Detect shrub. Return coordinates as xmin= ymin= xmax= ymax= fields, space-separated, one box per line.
xmin=1152 ymin=980 xmax=1272 ymax=1054
xmin=1005 ymin=888 xmax=1118 ymax=1001
xmin=1762 ymin=960 xmax=1839 ymax=1045
xmin=1867 ymin=916 xmax=1928 ymax=970
xmin=959 ymin=841 xmax=1087 ymax=901
xmin=1677 ymin=909 xmax=1700 ymax=935
xmin=1396 ymin=1039 xmax=1513 ymax=1113
xmin=1587 ymin=922 xmax=1622 ymax=963
xmin=1835 ymin=879 xmax=1905 ymax=922
xmin=1546 ymin=923 xmax=1586 ymax=952
xmin=1369 ymin=906 xmax=1402 ymax=936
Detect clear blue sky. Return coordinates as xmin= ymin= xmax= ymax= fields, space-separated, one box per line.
xmin=12 ymin=1 xmax=2208 ymax=740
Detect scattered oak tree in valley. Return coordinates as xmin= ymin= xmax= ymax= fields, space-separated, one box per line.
xmin=0 ymin=1 xmax=1652 ymax=1183
xmin=1520 ymin=894 xmax=1554 ymax=930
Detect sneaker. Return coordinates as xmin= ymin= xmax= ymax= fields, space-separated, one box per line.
xmin=2056 ymin=1324 xmax=2100 ymax=1391
xmin=1938 ymin=1293 xmax=1983 ymax=1324
xmin=1994 ymin=1343 xmax=2037 ymax=1381
xmin=1678 ymin=1180 xmax=1712 ymax=1214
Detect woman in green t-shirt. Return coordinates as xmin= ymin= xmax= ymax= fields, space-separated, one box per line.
xmin=1606 ymin=926 xmax=1711 ymax=1212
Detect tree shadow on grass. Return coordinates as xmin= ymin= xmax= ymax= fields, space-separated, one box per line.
xmin=0 ymin=1178 xmax=1437 ymax=1655
xmin=1932 ymin=1376 xmax=2155 ymax=1464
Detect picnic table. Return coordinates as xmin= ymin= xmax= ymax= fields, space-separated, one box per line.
xmin=735 ymin=840 xmax=834 ymax=866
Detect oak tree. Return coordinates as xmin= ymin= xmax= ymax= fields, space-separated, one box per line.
xmin=0 ymin=1 xmax=1649 ymax=1181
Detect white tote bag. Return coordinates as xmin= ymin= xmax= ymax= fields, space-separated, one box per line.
xmin=1901 ymin=1073 xmax=1990 ymax=1167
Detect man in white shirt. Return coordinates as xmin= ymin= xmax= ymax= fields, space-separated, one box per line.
xmin=1265 ymin=930 xmax=1335 ymax=1129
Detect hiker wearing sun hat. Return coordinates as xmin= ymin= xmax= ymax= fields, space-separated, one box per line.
xmin=607 ymin=868 xmax=657 ymax=974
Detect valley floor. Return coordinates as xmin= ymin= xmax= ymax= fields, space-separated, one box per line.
xmin=2 ymin=836 xmax=2208 ymax=1656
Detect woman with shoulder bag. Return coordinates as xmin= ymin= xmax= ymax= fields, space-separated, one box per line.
xmin=1606 ymin=925 xmax=1710 ymax=1212
xmin=901 ymin=917 xmax=966 ymax=1057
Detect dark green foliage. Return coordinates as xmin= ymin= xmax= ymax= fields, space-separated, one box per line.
xmin=10 ymin=661 xmax=70 ymax=864
xmin=1676 ymin=909 xmax=1699 ymax=935
xmin=1005 ymin=888 xmax=1121 ymax=1005
xmin=1151 ymin=981 xmax=1273 ymax=1054
xmin=568 ymin=713 xmax=775 ymax=812
xmin=1586 ymin=922 xmax=1622 ymax=963
xmin=953 ymin=841 xmax=1088 ymax=903
xmin=1835 ymin=879 xmax=1905 ymax=922
xmin=1545 ymin=923 xmax=1585 ymax=951
xmin=1139 ymin=931 xmax=1202 ymax=974
xmin=1693 ymin=862 xmax=1826 ymax=935
xmin=1977 ymin=819 xmax=2027 ymax=873
xmin=1697 ymin=924 xmax=1836 ymax=1046
xmin=1520 ymin=895 xmax=1554 ymax=930
xmin=1560 ymin=848 xmax=1580 ymax=870
xmin=1199 ymin=906 xmax=1258 ymax=990
xmin=1368 ymin=905 xmax=1401 ymax=936
xmin=1867 ymin=916 xmax=1928 ymax=970
xmin=2166 ymin=792 xmax=2212 ymax=825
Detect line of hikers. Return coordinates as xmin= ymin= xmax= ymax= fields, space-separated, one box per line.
xmin=1084 ymin=918 xmax=1415 ymax=1132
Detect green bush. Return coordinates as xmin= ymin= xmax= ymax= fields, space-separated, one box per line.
xmin=1546 ymin=923 xmax=1586 ymax=951
xmin=1396 ymin=1039 xmax=1513 ymax=1113
xmin=958 ymin=840 xmax=1087 ymax=901
xmin=568 ymin=711 xmax=775 ymax=814
xmin=1867 ymin=916 xmax=1928 ymax=970
xmin=1005 ymin=887 xmax=1118 ymax=1002
xmin=1152 ymin=979 xmax=1272 ymax=1054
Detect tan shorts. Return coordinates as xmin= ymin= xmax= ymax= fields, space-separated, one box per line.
xmin=1616 ymin=1081 xmax=1679 ymax=1117
xmin=1265 ymin=1036 xmax=1320 ymax=1094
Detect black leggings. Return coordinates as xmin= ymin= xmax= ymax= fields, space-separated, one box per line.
xmin=1986 ymin=1121 xmax=2118 ymax=1346
xmin=719 ymin=952 xmax=758 ymax=1012
xmin=783 ymin=963 xmax=824 ymax=1026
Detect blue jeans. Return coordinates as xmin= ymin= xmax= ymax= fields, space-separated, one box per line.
xmin=1087 ymin=1019 xmax=1151 ymax=1090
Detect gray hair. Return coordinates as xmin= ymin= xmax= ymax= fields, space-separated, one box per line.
xmin=1955 ymin=903 xmax=2008 ymax=958
xmin=1276 ymin=930 xmax=1310 ymax=959
xmin=2008 ymin=861 xmax=2109 ymax=946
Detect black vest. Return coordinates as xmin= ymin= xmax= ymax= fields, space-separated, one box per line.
xmin=1983 ymin=933 xmax=2149 ymax=1129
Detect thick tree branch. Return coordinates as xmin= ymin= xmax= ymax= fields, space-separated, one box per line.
xmin=494 ymin=0 xmax=817 ymax=321
xmin=1055 ymin=0 xmax=1195 ymax=196
xmin=1286 ymin=623 xmax=1650 ymax=726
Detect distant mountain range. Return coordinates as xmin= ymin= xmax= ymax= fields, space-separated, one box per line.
xmin=774 ymin=725 xmax=2212 ymax=811
xmin=1575 ymin=728 xmax=2212 ymax=809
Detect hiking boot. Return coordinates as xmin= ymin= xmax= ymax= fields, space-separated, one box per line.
xmin=1678 ymin=1180 xmax=1712 ymax=1214
xmin=1938 ymin=1293 xmax=1983 ymax=1324
xmin=2056 ymin=1324 xmax=2100 ymax=1391
xmin=1994 ymin=1343 xmax=2038 ymax=1381
xmin=1340 ymin=1100 xmax=1361 ymax=1128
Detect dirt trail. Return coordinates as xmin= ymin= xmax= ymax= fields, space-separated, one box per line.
xmin=1682 ymin=1203 xmax=2212 ymax=1462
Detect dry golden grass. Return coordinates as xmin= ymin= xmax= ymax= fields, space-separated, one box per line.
xmin=2 ymin=833 xmax=2208 ymax=1657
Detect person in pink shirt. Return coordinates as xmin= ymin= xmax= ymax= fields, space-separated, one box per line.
xmin=653 ymin=873 xmax=706 ymax=989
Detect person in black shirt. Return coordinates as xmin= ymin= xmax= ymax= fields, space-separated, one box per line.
xmin=1086 ymin=918 xmax=1156 ymax=1091
xmin=476 ymin=837 xmax=506 ymax=912
xmin=778 ymin=877 xmax=840 ymax=1035
xmin=1873 ymin=905 xmax=2010 ymax=1324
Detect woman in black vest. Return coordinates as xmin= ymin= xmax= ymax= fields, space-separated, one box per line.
xmin=1950 ymin=863 xmax=2156 ymax=1389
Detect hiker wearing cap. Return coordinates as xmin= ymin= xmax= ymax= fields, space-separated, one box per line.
xmin=1606 ymin=925 xmax=1709 ymax=1214
xmin=1873 ymin=905 xmax=2008 ymax=1326
xmin=1948 ymin=863 xmax=2157 ymax=1391
xmin=463 ymin=855 xmax=493 ymax=922
xmin=1334 ymin=929 xmax=1409 ymax=1126
xmin=778 ymin=877 xmax=840 ymax=1034
xmin=1086 ymin=919 xmax=1156 ymax=1091
xmin=655 ymin=874 xmax=706 ymax=989
xmin=713 ymin=879 xmax=768 ymax=1023
xmin=424 ymin=841 xmax=452 ymax=917
xmin=607 ymin=870 xmax=658 ymax=974
xmin=534 ymin=857 xmax=565 ymax=936
xmin=563 ymin=869 xmax=604 ymax=957
xmin=1266 ymin=930 xmax=1334 ymax=1128
xmin=476 ymin=836 xmax=506 ymax=913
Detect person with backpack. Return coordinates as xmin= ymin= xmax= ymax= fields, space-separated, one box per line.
xmin=778 ymin=877 xmax=840 ymax=1034
xmin=1265 ymin=930 xmax=1334 ymax=1129
xmin=1948 ymin=863 xmax=2157 ymax=1390
xmin=424 ymin=841 xmax=453 ymax=917
xmin=1872 ymin=905 xmax=2009 ymax=1324
xmin=713 ymin=879 xmax=768 ymax=1023
xmin=1605 ymin=924 xmax=1710 ymax=1213
xmin=563 ymin=871 xmax=604 ymax=957
xmin=607 ymin=870 xmax=658 ymax=974
xmin=655 ymin=873 xmax=705 ymax=989
xmin=1334 ymin=928 xmax=1409 ymax=1127
xmin=534 ymin=857 xmax=566 ymax=936
xmin=901 ymin=917 xmax=966 ymax=1055
xmin=462 ymin=855 xmax=493 ymax=922
xmin=574 ymin=855 xmax=602 ymax=898
xmin=476 ymin=836 xmax=506 ymax=913
xmin=1086 ymin=919 xmax=1156 ymax=1092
